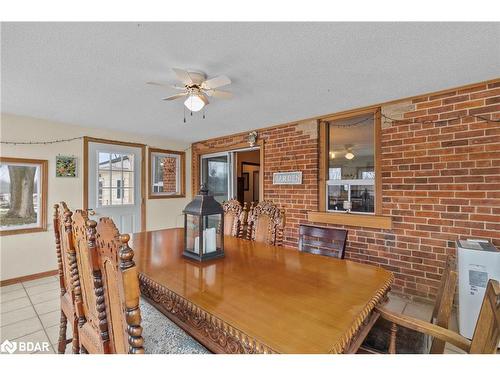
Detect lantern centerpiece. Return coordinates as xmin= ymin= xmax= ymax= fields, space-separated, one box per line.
xmin=183 ymin=184 xmax=225 ymax=261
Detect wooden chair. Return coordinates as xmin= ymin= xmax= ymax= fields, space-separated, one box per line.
xmin=246 ymin=201 xmax=285 ymax=246
xmin=54 ymin=203 xmax=81 ymax=354
xmin=95 ymin=217 xmax=145 ymax=353
xmin=72 ymin=214 xmax=207 ymax=354
xmin=71 ymin=213 xmax=145 ymax=354
xmin=298 ymin=224 xmax=347 ymax=259
xmin=71 ymin=209 xmax=113 ymax=353
xmin=222 ymin=199 xmax=243 ymax=237
xmin=363 ymin=256 xmax=458 ymax=354
xmin=376 ymin=278 xmax=500 ymax=354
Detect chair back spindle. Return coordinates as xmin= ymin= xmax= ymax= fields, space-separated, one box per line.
xmin=58 ymin=203 xmax=79 ymax=302
xmin=53 ymin=203 xmax=81 ymax=353
xmin=59 ymin=203 xmax=86 ymax=326
xmin=53 ymin=204 xmax=65 ymax=297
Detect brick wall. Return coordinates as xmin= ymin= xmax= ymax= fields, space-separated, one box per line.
xmin=162 ymin=157 xmax=177 ymax=193
xmin=192 ymin=80 xmax=500 ymax=302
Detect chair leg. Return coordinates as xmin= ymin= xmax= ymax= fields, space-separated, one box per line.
xmin=389 ymin=323 xmax=398 ymax=354
xmin=57 ymin=310 xmax=67 ymax=354
xmin=71 ymin=318 xmax=80 ymax=354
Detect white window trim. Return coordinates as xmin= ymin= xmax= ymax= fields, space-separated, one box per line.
xmin=326 ymin=178 xmax=375 ymax=215
xmin=96 ymin=151 xmax=136 ymax=207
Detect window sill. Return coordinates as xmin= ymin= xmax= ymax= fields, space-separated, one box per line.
xmin=0 ymin=227 xmax=48 ymax=237
xmin=307 ymin=211 xmax=392 ymax=230
xmin=148 ymin=194 xmax=186 ymax=200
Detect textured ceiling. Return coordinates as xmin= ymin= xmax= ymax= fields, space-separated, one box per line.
xmin=1 ymin=22 xmax=499 ymax=143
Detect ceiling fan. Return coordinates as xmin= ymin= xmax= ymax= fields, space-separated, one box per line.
xmin=147 ymin=68 xmax=232 ymax=113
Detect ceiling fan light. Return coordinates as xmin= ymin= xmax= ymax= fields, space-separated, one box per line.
xmin=345 ymin=151 xmax=355 ymax=160
xmin=184 ymin=94 xmax=206 ymax=112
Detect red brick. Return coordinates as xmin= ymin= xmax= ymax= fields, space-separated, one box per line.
xmin=404 ymin=109 xmax=428 ymax=119
xmin=458 ymin=84 xmax=487 ymax=94
xmin=192 ymin=81 xmax=500 ymax=304
xmin=485 ymin=96 xmax=500 ymax=105
xmin=469 ymin=104 xmax=500 ymax=115
xmin=439 ymin=110 xmax=468 ymax=120
xmin=430 ymin=91 xmax=458 ymax=101
xmin=441 ymin=139 xmax=468 ymax=147
xmin=455 ymin=99 xmax=485 ymax=110
xmin=470 ymin=88 xmax=500 ymax=99
xmin=416 ymin=99 xmax=442 ymax=109
xmin=470 ymin=214 xmax=500 ymax=223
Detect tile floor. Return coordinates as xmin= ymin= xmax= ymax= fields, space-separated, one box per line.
xmin=1 ymin=276 xmax=465 ymax=354
xmin=1 ymin=275 xmax=64 ymax=354
xmin=384 ymin=292 xmax=465 ymax=354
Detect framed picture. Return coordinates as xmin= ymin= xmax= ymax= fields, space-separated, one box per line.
xmin=242 ymin=172 xmax=249 ymax=191
xmin=56 ymin=155 xmax=78 ymax=177
xmin=0 ymin=157 xmax=48 ymax=236
xmin=148 ymin=147 xmax=185 ymax=199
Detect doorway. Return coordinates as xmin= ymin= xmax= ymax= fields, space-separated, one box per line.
xmin=236 ymin=150 xmax=260 ymax=207
xmin=200 ymin=148 xmax=261 ymax=206
xmin=84 ymin=137 xmax=145 ymax=234
xmin=201 ymin=152 xmax=231 ymax=203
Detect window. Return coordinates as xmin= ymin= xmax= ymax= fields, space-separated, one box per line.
xmin=311 ymin=108 xmax=390 ymax=229
xmin=148 ymin=148 xmax=185 ymax=199
xmin=0 ymin=157 xmax=48 ymax=235
xmin=326 ymin=111 xmax=377 ymax=214
xmin=97 ymin=152 xmax=134 ymax=206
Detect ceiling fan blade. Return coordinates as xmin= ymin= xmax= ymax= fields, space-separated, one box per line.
xmin=162 ymin=93 xmax=187 ymax=101
xmin=172 ymin=68 xmax=193 ymax=85
xmin=206 ymin=89 xmax=233 ymax=99
xmin=202 ymin=75 xmax=231 ymax=89
xmin=147 ymin=82 xmax=186 ymax=92
xmin=200 ymin=93 xmax=209 ymax=105
xmin=146 ymin=81 xmax=171 ymax=88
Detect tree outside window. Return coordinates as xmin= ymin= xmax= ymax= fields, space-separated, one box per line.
xmin=0 ymin=158 xmax=48 ymax=235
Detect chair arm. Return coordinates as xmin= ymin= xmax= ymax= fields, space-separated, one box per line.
xmin=375 ymin=306 xmax=471 ymax=353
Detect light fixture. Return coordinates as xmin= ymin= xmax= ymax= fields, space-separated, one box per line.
xmin=329 ymin=151 xmax=335 ymax=159
xmin=345 ymin=149 xmax=355 ymax=160
xmin=248 ymin=131 xmax=258 ymax=148
xmin=184 ymin=94 xmax=208 ymax=112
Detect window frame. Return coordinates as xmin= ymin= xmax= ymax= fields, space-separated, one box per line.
xmin=313 ymin=107 xmax=391 ymax=229
xmin=148 ymin=147 xmax=186 ymax=199
xmin=0 ymin=157 xmax=48 ymax=236
xmin=325 ymin=110 xmax=377 ymax=215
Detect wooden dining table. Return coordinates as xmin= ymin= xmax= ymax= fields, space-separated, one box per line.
xmin=132 ymin=228 xmax=394 ymax=354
